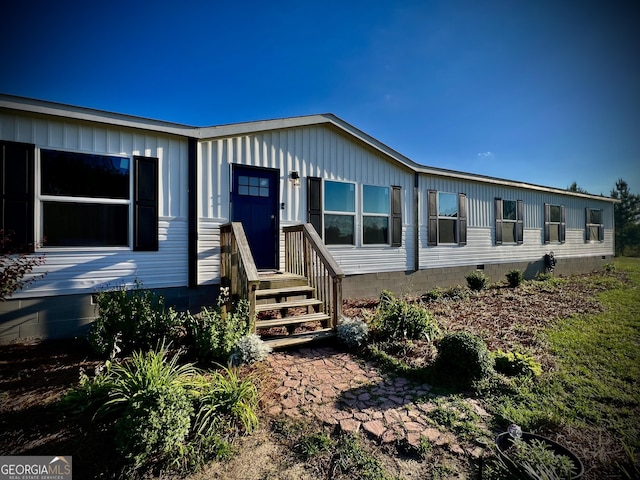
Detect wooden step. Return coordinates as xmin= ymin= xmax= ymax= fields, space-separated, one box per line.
xmin=255 ymin=298 xmax=323 ymax=312
xmin=262 ymin=328 xmax=335 ymax=349
xmin=256 ymin=312 xmax=330 ymax=329
xmin=255 ymin=285 xmax=315 ymax=299
xmin=258 ymin=272 xmax=308 ymax=290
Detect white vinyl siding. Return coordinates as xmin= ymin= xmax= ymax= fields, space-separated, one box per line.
xmin=0 ymin=111 xmax=189 ymax=296
xmin=197 ymin=125 xmax=415 ymax=280
xmin=418 ymin=175 xmax=614 ymax=269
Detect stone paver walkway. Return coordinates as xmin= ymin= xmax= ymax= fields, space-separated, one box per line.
xmin=265 ymin=346 xmax=488 ymax=455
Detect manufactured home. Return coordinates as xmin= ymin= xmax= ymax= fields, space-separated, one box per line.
xmin=0 ymin=94 xmax=616 ymax=345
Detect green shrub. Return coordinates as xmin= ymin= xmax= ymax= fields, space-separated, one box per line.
xmin=466 ymin=270 xmax=489 ymax=291
xmin=228 ymin=333 xmax=272 ymax=365
xmin=494 ymin=349 xmax=542 ymax=377
xmin=506 ymin=269 xmax=524 ymax=288
xmin=423 ymin=284 xmax=470 ymax=302
xmin=535 ymin=272 xmax=553 ymax=282
xmin=88 ymin=281 xmax=184 ymax=356
xmin=188 ymin=300 xmax=251 ymax=361
xmin=434 ymin=332 xmax=494 ymax=387
xmin=337 ymin=316 xmax=369 ymax=349
xmin=374 ymin=291 xmax=441 ymax=342
xmin=60 ymin=363 xmax=114 ymax=414
xmin=115 ymin=383 xmax=193 ymax=467
xmin=64 ymin=343 xmax=260 ymax=473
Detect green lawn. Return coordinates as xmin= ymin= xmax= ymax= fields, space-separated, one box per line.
xmin=489 ymin=257 xmax=640 ymax=476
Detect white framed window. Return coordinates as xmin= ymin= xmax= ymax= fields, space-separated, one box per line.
xmin=39 ymin=149 xmax=131 ymax=247
xmin=427 ymin=190 xmax=468 ymax=246
xmin=362 ymin=185 xmax=389 ymax=245
xmin=585 ymin=208 xmax=604 ymax=242
xmin=323 ymin=180 xmax=355 ymax=245
xmin=544 ymin=203 xmax=565 ymax=244
xmin=308 ymin=178 xmax=402 ymax=247
xmin=438 ymin=192 xmax=458 ymax=244
xmin=495 ymin=198 xmax=524 ymax=245
xmin=36 ymin=149 xmax=159 ymax=251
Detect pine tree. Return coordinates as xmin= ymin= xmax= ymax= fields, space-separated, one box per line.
xmin=610 ymin=179 xmax=640 ymax=256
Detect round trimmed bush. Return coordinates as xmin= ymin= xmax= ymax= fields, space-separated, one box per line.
xmin=434 ymin=332 xmax=494 ymax=387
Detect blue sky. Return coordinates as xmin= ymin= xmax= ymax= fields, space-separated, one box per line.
xmin=2 ymin=0 xmax=638 ymax=196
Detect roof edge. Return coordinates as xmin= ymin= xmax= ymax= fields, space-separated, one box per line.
xmin=0 ymin=94 xmax=617 ymax=203
xmin=0 ymin=93 xmax=198 ymax=138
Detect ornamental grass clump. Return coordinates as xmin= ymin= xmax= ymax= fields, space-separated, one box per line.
xmin=508 ymin=437 xmax=578 ymax=479
xmin=61 ymin=343 xmax=260 ymax=474
xmin=374 ymin=291 xmax=441 ymax=342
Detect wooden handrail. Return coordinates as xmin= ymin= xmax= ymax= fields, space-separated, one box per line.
xmin=283 ymin=223 xmax=345 ymax=328
xmin=220 ymin=222 xmax=259 ymax=331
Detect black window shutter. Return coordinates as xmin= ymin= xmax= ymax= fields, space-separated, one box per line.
xmin=559 ymin=205 xmax=566 ymax=243
xmin=585 ymin=207 xmax=590 ymax=242
xmin=544 ymin=203 xmax=550 ymax=244
xmin=427 ymin=190 xmax=438 ymax=246
xmin=494 ymin=198 xmax=503 ymax=245
xmin=458 ymin=193 xmax=467 ymax=246
xmin=516 ymin=200 xmax=524 ymax=245
xmin=1 ymin=141 xmax=35 ymax=253
xmin=133 ymin=156 xmax=158 ymax=251
xmin=307 ymin=177 xmax=322 ymax=236
xmin=391 ymin=186 xmax=402 ymax=247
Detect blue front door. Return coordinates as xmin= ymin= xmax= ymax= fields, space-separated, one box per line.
xmin=231 ymin=166 xmax=279 ymax=270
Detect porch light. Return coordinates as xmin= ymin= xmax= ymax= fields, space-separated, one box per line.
xmin=290 ymin=171 xmax=300 ymax=186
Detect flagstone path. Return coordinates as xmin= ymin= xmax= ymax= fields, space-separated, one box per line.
xmin=264 ymin=346 xmax=489 ymax=457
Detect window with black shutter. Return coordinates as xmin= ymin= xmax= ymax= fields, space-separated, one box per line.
xmin=495 ymin=198 xmax=524 ymax=245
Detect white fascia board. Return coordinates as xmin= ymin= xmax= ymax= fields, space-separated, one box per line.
xmin=0 ymin=94 xmax=198 ymax=138
xmin=198 ymin=113 xmax=421 ymax=172
xmin=197 ymin=114 xmax=331 ymax=139
xmin=416 ymin=165 xmax=619 ymax=203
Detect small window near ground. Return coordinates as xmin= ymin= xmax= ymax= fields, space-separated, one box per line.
xmin=324 ymin=181 xmax=355 ymax=245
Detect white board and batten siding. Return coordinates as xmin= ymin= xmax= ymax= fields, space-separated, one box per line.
xmin=0 ymin=111 xmax=190 ymax=297
xmin=418 ymin=176 xmax=614 ymax=269
xmin=197 ymin=125 xmax=416 ymax=284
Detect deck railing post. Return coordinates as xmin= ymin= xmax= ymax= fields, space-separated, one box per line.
xmin=282 ymin=223 xmax=344 ymax=331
